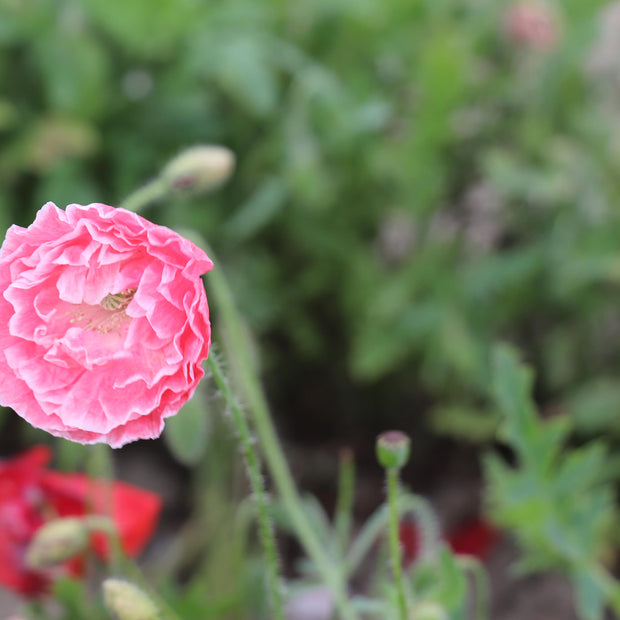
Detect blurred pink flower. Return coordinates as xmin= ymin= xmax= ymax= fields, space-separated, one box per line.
xmin=0 ymin=202 xmax=212 ymax=447
xmin=504 ymin=1 xmax=560 ymax=52
xmin=285 ymin=586 xmax=334 ymax=620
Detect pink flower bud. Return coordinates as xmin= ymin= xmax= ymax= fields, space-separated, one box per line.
xmin=376 ymin=431 xmax=411 ymax=469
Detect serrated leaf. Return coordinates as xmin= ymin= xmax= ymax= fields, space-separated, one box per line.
xmin=492 ymin=344 xmax=570 ymax=474
xmin=491 ymin=344 xmax=538 ymax=458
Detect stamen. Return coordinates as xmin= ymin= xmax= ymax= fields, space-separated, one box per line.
xmin=64 ymin=287 xmax=137 ymax=335
xmin=99 ymin=287 xmax=137 ymax=311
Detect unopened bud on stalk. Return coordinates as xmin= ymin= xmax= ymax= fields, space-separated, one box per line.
xmin=103 ymin=579 xmax=161 ymax=620
xmin=162 ymin=145 xmax=235 ymax=193
xmin=376 ymin=431 xmax=411 ymax=469
xmin=25 ymin=517 xmax=90 ymax=569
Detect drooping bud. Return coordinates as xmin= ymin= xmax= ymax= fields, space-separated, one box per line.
xmin=376 ymin=431 xmax=411 ymax=470
xmin=161 ymin=145 xmax=235 ymax=194
xmin=103 ymin=579 xmax=161 ymax=620
xmin=25 ymin=517 xmax=90 ymax=569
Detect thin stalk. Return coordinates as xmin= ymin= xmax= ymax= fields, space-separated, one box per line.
xmin=345 ymin=494 xmax=439 ymax=578
xmin=119 ymin=189 xmax=356 ymax=618
xmin=207 ymin=355 xmax=285 ymax=620
xmin=120 ymin=178 xmax=167 ymax=213
xmin=87 ymin=444 xmax=122 ymax=571
xmin=208 ymin=354 xmax=355 ymax=619
xmin=87 ymin=445 xmax=181 ymax=620
xmin=183 ymin=231 xmax=357 ymax=620
xmin=334 ymin=448 xmax=355 ymax=557
xmin=386 ymin=468 xmax=408 ymax=620
xmin=457 ymin=556 xmax=489 ymax=620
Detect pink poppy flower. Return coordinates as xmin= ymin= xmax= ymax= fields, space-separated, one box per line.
xmin=0 ymin=202 xmax=212 ymax=447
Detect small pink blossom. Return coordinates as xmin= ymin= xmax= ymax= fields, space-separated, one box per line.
xmin=504 ymin=1 xmax=560 ymax=52
xmin=285 ymin=586 xmax=334 ymax=620
xmin=0 ymin=203 xmax=212 ymax=447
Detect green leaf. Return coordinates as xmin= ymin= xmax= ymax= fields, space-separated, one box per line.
xmin=491 ymin=344 xmax=539 ymax=458
xmin=430 ymin=404 xmax=499 ymax=443
xmin=164 ymin=385 xmax=211 ymax=466
xmin=565 ymin=378 xmax=620 ymax=434
xmin=574 ymin=569 xmax=606 ymax=620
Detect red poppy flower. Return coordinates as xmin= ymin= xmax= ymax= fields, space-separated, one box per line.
xmin=0 ymin=446 xmax=161 ymax=596
xmin=399 ymin=516 xmax=500 ymax=567
xmin=447 ymin=517 xmax=501 ymax=559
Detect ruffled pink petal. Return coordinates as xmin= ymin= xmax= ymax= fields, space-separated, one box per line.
xmin=0 ymin=202 xmax=212 ymax=447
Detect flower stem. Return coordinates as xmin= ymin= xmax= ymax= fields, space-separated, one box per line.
xmin=457 ymin=556 xmax=489 ymax=620
xmin=334 ymin=448 xmax=355 ymax=557
xmin=345 ymin=493 xmax=439 ymax=579
xmin=120 ymin=186 xmax=356 ymax=617
xmin=87 ymin=445 xmax=181 ymax=620
xmin=199 ymin=239 xmax=356 ymax=620
xmin=207 ymin=355 xmax=285 ymax=620
xmin=120 ymin=178 xmax=168 ymax=214
xmin=87 ymin=444 xmax=122 ymax=571
xmin=386 ymin=467 xmax=408 ymax=620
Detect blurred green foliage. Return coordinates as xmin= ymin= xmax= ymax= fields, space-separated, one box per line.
xmin=3 ymin=0 xmax=620 ymax=445
xmin=486 ymin=345 xmax=617 ymax=619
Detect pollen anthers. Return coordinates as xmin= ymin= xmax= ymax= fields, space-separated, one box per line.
xmin=99 ymin=287 xmax=137 ymax=312
xmin=66 ymin=287 xmax=137 ymax=335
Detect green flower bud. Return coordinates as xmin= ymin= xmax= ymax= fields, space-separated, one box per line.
xmin=103 ymin=579 xmax=161 ymax=620
xmin=25 ymin=517 xmax=90 ymax=569
xmin=162 ymin=145 xmax=235 ymax=194
xmin=376 ymin=431 xmax=411 ymax=469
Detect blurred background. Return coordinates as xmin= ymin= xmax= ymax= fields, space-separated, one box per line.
xmin=2 ymin=0 xmax=620 ymax=617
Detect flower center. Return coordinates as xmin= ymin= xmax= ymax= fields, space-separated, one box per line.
xmin=65 ymin=287 xmax=137 ymax=335
xmin=99 ymin=287 xmax=137 ymax=312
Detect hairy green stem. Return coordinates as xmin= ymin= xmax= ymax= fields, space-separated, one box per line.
xmin=201 ymin=241 xmax=356 ymax=620
xmin=386 ymin=468 xmax=408 ymax=620
xmin=120 ymin=184 xmax=356 ymax=618
xmin=207 ymin=355 xmax=285 ymax=620
xmin=345 ymin=494 xmax=439 ymax=578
